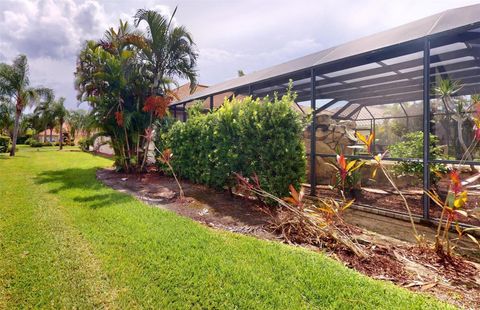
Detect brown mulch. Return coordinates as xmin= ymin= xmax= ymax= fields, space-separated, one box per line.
xmin=97 ymin=168 xmax=480 ymax=309
xmin=315 ymin=186 xmax=480 ymax=226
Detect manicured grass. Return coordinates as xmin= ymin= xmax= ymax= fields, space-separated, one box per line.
xmin=0 ymin=146 xmax=452 ymax=309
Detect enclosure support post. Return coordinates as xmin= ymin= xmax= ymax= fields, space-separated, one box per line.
xmin=210 ymin=96 xmax=214 ymax=111
xmin=422 ymin=39 xmax=431 ymax=220
xmin=310 ymin=69 xmax=317 ymax=196
xmin=173 ymin=106 xmax=177 ymax=119
xmin=248 ymin=85 xmax=253 ymax=96
xmin=183 ymin=103 xmax=187 ymax=122
xmin=372 ymin=119 xmax=376 ymax=153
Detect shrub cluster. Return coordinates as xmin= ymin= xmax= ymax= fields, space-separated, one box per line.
xmin=389 ymin=131 xmax=447 ymax=184
xmin=0 ymin=135 xmax=11 ymax=153
xmin=24 ymin=137 xmax=36 ymax=145
xmin=162 ymin=92 xmax=307 ymax=197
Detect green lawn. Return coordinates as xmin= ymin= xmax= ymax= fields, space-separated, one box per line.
xmin=0 ymin=146 xmax=451 ymax=309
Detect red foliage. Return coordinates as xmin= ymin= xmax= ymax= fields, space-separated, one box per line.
xmin=143 ymin=95 xmax=171 ymax=118
xmin=114 ymin=111 xmax=124 ymax=127
xmin=449 ymin=170 xmax=462 ymax=195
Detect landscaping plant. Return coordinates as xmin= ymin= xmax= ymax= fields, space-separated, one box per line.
xmin=0 ymin=55 xmax=53 ymax=156
xmin=356 ymin=132 xmax=421 ymax=242
xmin=0 ymin=135 xmax=10 ymax=153
xmin=425 ymin=171 xmax=480 ymax=257
xmin=75 ymin=8 xmax=197 ymax=172
xmin=165 ymin=90 xmax=306 ymax=198
xmin=235 ymin=173 xmax=366 ymax=257
xmin=328 ymin=154 xmax=364 ymax=199
xmin=389 ymin=131 xmax=447 ymax=186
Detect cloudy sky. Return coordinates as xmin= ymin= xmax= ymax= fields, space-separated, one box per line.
xmin=0 ymin=0 xmax=479 ymax=109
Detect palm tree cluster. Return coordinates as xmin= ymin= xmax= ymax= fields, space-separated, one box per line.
xmin=0 ymin=55 xmax=52 ymax=155
xmin=75 ymin=8 xmax=197 ymax=172
xmin=34 ymin=95 xmax=70 ymax=149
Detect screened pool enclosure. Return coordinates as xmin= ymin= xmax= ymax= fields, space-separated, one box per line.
xmin=169 ymin=4 xmax=480 ymax=225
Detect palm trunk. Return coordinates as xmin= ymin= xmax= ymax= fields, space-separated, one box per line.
xmin=59 ymin=121 xmax=63 ymax=150
xmin=44 ymin=128 xmax=47 ymax=142
xmin=49 ymin=128 xmax=53 ymax=143
xmin=456 ymin=117 xmax=471 ymax=160
xmin=10 ymin=109 xmax=21 ymax=156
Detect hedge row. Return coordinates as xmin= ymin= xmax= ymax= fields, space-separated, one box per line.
xmin=162 ymin=92 xmax=307 ymax=198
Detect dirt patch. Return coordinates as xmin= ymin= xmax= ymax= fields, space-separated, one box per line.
xmin=97 ymin=168 xmax=480 ymax=309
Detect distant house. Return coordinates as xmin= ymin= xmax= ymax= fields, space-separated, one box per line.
xmin=37 ymin=123 xmax=88 ymax=143
xmin=37 ymin=125 xmax=69 ymax=143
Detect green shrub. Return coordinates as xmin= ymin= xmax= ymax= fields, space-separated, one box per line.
xmin=24 ymin=137 xmax=36 ymax=145
xmin=43 ymin=142 xmax=53 ymax=147
xmin=162 ymin=91 xmax=306 ymax=198
xmin=78 ymin=138 xmax=90 ymax=151
xmin=389 ymin=131 xmax=447 ymax=184
xmin=0 ymin=135 xmax=11 ymax=153
xmin=30 ymin=141 xmax=44 ymax=147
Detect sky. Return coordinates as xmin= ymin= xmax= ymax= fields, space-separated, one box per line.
xmin=0 ymin=0 xmax=479 ymax=110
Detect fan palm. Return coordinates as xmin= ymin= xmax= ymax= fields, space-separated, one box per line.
xmin=0 ymin=55 xmax=52 ymax=155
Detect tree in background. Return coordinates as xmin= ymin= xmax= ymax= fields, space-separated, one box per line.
xmin=51 ymin=97 xmax=68 ymax=150
xmin=0 ymin=55 xmax=52 ymax=155
xmin=67 ymin=109 xmax=89 ymax=141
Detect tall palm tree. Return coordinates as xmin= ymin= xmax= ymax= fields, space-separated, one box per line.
xmin=34 ymin=95 xmax=56 ymax=142
xmin=51 ymin=97 xmax=68 ymax=150
xmin=0 ymin=55 xmax=52 ymax=155
xmin=134 ymin=8 xmax=198 ymax=95
xmin=75 ymin=8 xmax=198 ymax=172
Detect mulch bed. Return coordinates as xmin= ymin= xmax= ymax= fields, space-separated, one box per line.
xmin=97 ymin=168 xmax=480 ymax=309
xmin=315 ymin=186 xmax=480 ymax=226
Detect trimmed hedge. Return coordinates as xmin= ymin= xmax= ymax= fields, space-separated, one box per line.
xmin=163 ymin=92 xmax=306 ymax=197
xmin=0 ymin=135 xmax=10 ymax=153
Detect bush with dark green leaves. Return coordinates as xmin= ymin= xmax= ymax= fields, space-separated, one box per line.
xmin=30 ymin=141 xmax=44 ymax=147
xmin=163 ymin=92 xmax=306 ymax=198
xmin=389 ymin=131 xmax=447 ymax=185
xmin=24 ymin=137 xmax=36 ymax=145
xmin=0 ymin=135 xmax=11 ymax=153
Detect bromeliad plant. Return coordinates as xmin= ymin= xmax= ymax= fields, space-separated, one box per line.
xmin=423 ymin=97 xmax=480 ymax=257
xmin=425 ymin=171 xmax=480 ymax=256
xmin=356 ymin=132 xmax=421 ymax=242
xmin=329 ymin=154 xmax=364 ymax=199
xmin=235 ymin=173 xmax=366 ymax=258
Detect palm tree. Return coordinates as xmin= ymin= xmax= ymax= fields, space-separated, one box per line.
xmin=0 ymin=55 xmax=52 ymax=155
xmin=75 ymin=9 xmax=198 ymax=172
xmin=51 ymin=97 xmax=68 ymax=149
xmin=134 ymin=8 xmax=198 ymax=95
xmin=34 ymin=95 xmax=56 ymax=143
xmin=67 ymin=109 xmax=88 ymax=141
xmin=434 ymin=79 xmax=471 ymax=160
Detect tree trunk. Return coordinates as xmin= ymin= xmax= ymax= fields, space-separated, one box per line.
xmin=10 ymin=109 xmax=21 ymax=156
xmin=49 ymin=128 xmax=53 ymax=142
xmin=44 ymin=128 xmax=47 ymax=142
xmin=59 ymin=121 xmax=63 ymax=150
xmin=457 ymin=117 xmax=472 ymax=160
